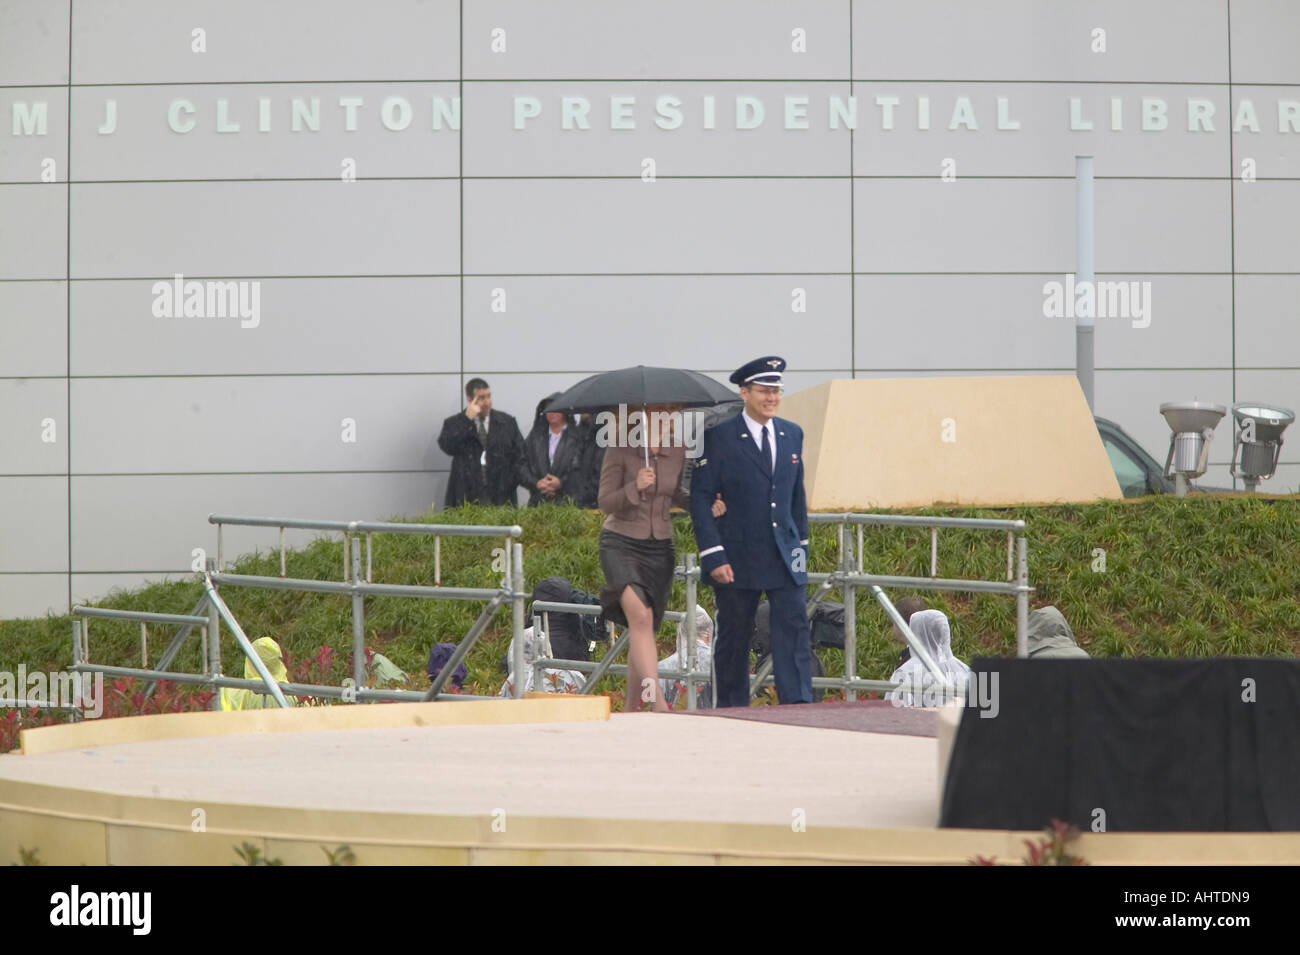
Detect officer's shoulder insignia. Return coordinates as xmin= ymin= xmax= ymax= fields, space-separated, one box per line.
xmin=698 ymin=457 xmax=707 ymax=466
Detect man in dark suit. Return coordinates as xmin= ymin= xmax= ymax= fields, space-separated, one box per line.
xmin=437 ymin=377 xmax=526 ymax=507
xmin=689 ymin=356 xmax=815 ymax=706
xmin=521 ymin=392 xmax=586 ymax=506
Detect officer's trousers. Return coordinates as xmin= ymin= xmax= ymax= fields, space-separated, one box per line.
xmin=712 ymin=583 xmax=815 ymax=707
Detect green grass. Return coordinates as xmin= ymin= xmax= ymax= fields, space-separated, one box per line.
xmin=3 ymin=496 xmax=1299 ymax=704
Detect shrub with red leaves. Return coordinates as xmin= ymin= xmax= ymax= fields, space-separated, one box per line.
xmin=99 ymin=678 xmax=215 ymax=719
xmin=1022 ymin=818 xmax=1088 ymax=866
xmin=0 ymin=707 xmax=59 ymax=754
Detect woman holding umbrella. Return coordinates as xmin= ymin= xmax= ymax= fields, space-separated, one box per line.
xmin=597 ymin=405 xmax=725 ymax=712
xmin=597 ymin=404 xmax=688 ymax=712
xmin=547 ymin=366 xmax=734 ymax=712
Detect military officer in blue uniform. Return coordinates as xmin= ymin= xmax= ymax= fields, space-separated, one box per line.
xmin=690 ymin=356 xmax=815 ymax=706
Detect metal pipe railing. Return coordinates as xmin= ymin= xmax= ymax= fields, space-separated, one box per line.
xmin=209 ymin=573 xmax=503 ymax=602
xmin=528 ymin=511 xmax=1031 ymax=707
xmin=809 ymin=513 xmax=1025 ymax=532
xmin=806 ymin=572 xmax=1022 ymax=595
xmin=208 ymin=513 xmax=522 ymax=579
xmin=72 ymin=606 xmax=208 ymax=627
xmin=810 ymin=511 xmax=1033 ymax=678
xmin=202 ymin=577 xmax=290 ymax=708
xmin=66 ymin=514 xmax=529 ymax=715
xmin=67 ymin=663 xmax=495 ymax=702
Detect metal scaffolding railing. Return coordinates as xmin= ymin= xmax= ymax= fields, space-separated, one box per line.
xmin=53 ymin=509 xmax=1030 ymax=716
xmin=68 ymin=514 xmax=528 ymax=711
xmin=529 ymin=511 xmax=1032 ymax=708
xmin=531 ymin=555 xmax=709 ymax=708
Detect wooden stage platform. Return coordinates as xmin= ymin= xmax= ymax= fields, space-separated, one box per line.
xmin=1 ymin=697 xmax=1295 ymax=865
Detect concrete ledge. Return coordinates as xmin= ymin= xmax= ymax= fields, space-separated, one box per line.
xmin=2 ymin=774 xmax=1297 ymax=865
xmin=20 ymin=695 xmax=609 ymax=756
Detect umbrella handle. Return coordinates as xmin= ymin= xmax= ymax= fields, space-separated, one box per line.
xmin=643 ymin=404 xmax=650 ymax=469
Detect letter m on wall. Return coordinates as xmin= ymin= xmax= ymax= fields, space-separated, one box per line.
xmin=12 ymin=101 xmax=48 ymax=135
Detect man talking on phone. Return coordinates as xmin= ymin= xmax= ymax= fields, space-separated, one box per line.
xmin=689 ymin=356 xmax=815 ymax=706
xmin=437 ymin=377 xmax=527 ymax=507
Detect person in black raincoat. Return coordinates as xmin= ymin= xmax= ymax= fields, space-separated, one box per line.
xmin=436 ymin=377 xmax=527 ymax=507
xmin=521 ymin=393 xmax=586 ymax=506
xmin=571 ymin=412 xmax=605 ymax=508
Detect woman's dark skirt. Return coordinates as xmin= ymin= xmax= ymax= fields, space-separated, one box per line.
xmin=598 ymin=529 xmax=675 ymax=631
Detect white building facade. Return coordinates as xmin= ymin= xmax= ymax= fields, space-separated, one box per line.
xmin=1 ymin=0 xmax=1298 ymax=616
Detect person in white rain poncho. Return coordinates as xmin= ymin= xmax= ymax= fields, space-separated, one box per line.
xmin=498 ymin=626 xmax=585 ymax=697
xmin=885 ymin=609 xmax=972 ymax=707
xmin=658 ymin=605 xmax=714 ymax=709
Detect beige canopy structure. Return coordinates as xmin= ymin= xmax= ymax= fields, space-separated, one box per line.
xmin=780 ymin=376 xmax=1123 ymax=510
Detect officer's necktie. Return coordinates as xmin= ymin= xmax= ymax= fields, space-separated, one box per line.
xmin=760 ymin=425 xmax=772 ymax=476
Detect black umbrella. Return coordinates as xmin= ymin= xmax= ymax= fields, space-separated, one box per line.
xmin=547 ymin=366 xmax=737 ymax=466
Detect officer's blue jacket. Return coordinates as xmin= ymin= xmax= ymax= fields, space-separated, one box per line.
xmin=690 ymin=412 xmax=810 ymax=590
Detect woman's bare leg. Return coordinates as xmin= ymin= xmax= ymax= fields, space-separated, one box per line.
xmin=621 ymin=586 xmax=669 ymax=712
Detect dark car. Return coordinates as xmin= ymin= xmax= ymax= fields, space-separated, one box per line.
xmin=1095 ymin=416 xmax=1236 ymax=497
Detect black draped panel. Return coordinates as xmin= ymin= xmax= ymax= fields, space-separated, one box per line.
xmin=939 ymin=659 xmax=1300 ymax=832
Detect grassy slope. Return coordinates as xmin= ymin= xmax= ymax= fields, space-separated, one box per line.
xmin=2 ymin=496 xmax=1298 ymax=701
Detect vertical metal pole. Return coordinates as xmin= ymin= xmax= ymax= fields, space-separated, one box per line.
xmin=141 ymin=622 xmax=148 ymax=667
xmin=843 ymin=531 xmax=857 ymax=702
xmin=1076 ymin=155 xmax=1096 ymax=412
xmin=72 ymin=619 xmax=82 ymax=665
xmin=856 ymin=524 xmax=864 ymax=573
xmin=1016 ymin=536 xmax=1030 ymax=658
xmin=502 ymin=536 xmax=512 ymax=589
xmin=511 ymin=542 xmax=526 ymax=699
xmin=434 ymin=535 xmax=441 ymax=586
xmin=365 ymin=532 xmax=373 ymax=583
xmin=216 ymin=522 xmax=223 ymax=572
xmin=930 ymin=528 xmax=938 ymax=578
xmin=1006 ymin=531 xmax=1014 ymax=582
xmin=351 ymin=540 xmax=366 ymax=694
xmin=684 ymin=553 xmax=697 ymax=711
xmin=279 ymin=526 xmax=286 ymax=578
xmin=207 ymin=586 xmax=221 ymax=710
xmin=531 ymin=613 xmax=544 ymax=692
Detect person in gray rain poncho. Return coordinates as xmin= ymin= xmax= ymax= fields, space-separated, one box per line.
xmin=885 ymin=609 xmax=972 ymax=707
xmin=658 ymin=605 xmax=714 ymax=709
xmin=498 ymin=626 xmax=585 ymax=697
xmin=1026 ymin=606 xmax=1091 ymax=659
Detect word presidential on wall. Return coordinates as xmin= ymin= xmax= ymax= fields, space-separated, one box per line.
xmin=9 ymin=92 xmax=1300 ymax=138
